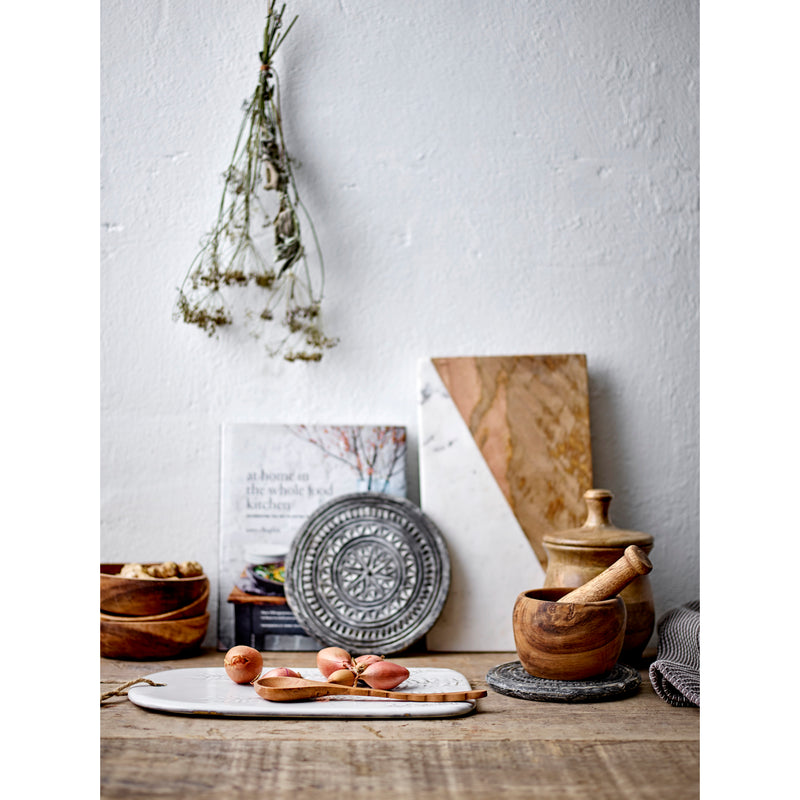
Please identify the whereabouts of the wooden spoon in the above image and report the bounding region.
[253,675,487,703]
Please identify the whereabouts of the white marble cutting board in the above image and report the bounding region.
[418,358,547,651]
[126,666,479,719]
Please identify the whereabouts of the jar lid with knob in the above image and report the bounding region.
[542,489,653,550]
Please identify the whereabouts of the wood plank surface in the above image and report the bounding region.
[101,738,698,800]
[100,650,698,799]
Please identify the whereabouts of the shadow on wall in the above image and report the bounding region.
[586,366,636,516]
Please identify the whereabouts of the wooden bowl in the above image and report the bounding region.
[100,613,209,660]
[100,564,209,617]
[99,583,209,623]
[512,588,626,681]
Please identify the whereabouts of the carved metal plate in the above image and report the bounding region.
[486,660,641,703]
[284,493,450,655]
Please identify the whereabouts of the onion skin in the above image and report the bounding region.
[223,646,264,684]
[316,646,354,679]
[360,660,409,690]
[262,667,301,678]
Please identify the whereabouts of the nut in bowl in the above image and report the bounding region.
[100,561,210,659]
[512,588,626,681]
[100,562,209,617]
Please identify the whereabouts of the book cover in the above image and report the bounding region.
[218,423,407,650]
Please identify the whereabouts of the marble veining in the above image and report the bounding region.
[418,359,546,651]
[432,355,593,567]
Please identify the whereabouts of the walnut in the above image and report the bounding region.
[119,563,152,580]
[146,561,179,579]
[177,560,204,578]
[117,560,203,580]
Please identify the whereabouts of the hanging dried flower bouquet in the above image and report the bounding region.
[175,1,336,362]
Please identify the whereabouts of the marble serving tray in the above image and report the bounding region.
[127,666,478,719]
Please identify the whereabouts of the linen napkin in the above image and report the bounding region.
[648,600,700,707]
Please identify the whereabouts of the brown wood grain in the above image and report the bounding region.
[253,674,487,702]
[101,738,699,800]
[101,649,699,799]
[432,355,593,567]
[557,545,652,604]
[100,613,209,660]
[100,564,209,616]
[512,590,626,680]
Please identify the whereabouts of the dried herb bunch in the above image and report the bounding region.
[175,1,335,362]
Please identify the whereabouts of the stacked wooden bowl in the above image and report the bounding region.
[100,564,210,659]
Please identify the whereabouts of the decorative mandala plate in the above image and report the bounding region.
[284,493,451,655]
[126,667,476,719]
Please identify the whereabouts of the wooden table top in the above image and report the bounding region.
[100,648,699,799]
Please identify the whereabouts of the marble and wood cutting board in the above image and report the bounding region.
[126,666,478,719]
[418,354,593,651]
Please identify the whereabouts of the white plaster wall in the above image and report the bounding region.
[101,0,699,648]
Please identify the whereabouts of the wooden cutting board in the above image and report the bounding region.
[431,354,593,568]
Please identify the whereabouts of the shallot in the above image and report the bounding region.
[313,647,409,690]
[327,668,358,686]
[223,645,263,684]
[262,667,301,679]
[360,660,409,690]
[316,646,354,679]
[354,654,383,668]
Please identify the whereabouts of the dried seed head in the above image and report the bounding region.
[275,208,295,237]
[264,161,280,190]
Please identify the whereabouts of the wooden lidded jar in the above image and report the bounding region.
[542,489,654,661]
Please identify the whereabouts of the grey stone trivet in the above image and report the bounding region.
[486,660,641,703]
[285,493,450,655]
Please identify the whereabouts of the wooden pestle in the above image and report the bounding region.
[556,545,652,604]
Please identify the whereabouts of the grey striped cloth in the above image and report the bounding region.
[648,600,700,707]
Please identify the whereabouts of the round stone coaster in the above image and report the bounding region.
[285,493,451,655]
[486,660,641,703]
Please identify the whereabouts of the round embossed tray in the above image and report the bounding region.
[486,660,641,703]
[284,493,451,655]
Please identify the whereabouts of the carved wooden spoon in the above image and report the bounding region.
[253,675,487,703]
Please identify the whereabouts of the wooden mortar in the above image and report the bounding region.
[513,546,653,681]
